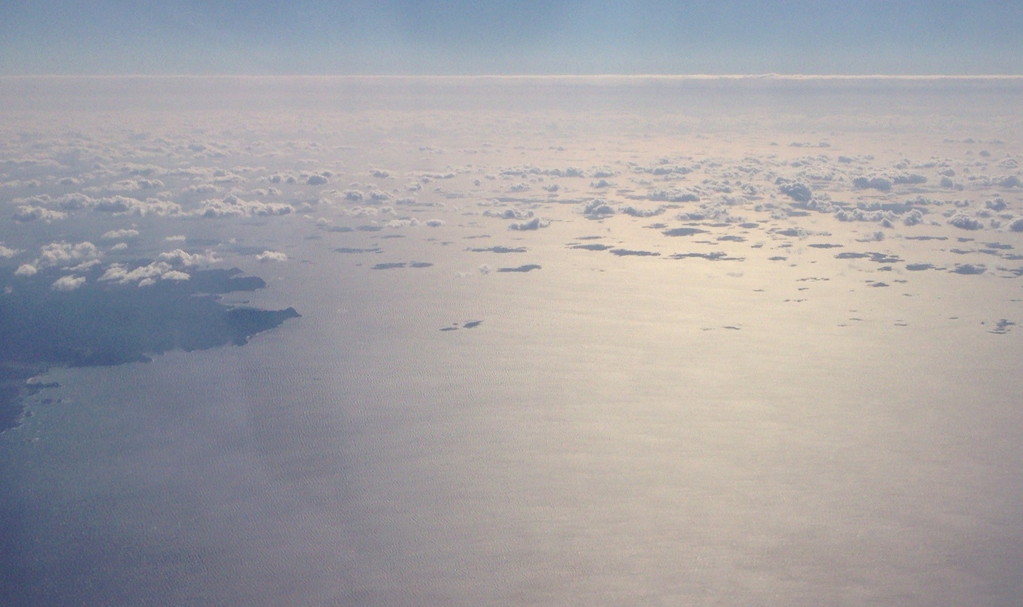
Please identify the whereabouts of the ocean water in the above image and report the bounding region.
[2,76,1023,605]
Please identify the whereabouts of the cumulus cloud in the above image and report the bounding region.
[778,181,812,203]
[948,213,983,230]
[101,228,140,241]
[99,262,172,285]
[99,257,197,286]
[852,176,893,191]
[647,189,700,203]
[54,193,92,210]
[0,244,19,258]
[187,183,220,195]
[484,208,533,220]
[509,217,549,231]
[37,241,100,268]
[582,199,615,219]
[620,206,665,218]
[51,275,86,292]
[633,161,692,176]
[107,178,165,191]
[15,264,38,277]
[91,249,211,287]
[197,196,292,218]
[257,250,288,263]
[68,259,102,272]
[14,205,67,222]
[384,217,419,228]
[158,249,218,267]
[92,195,171,215]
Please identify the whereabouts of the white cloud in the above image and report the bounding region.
[99,259,192,286]
[257,250,288,263]
[187,183,220,195]
[99,262,170,285]
[345,206,382,217]
[196,196,292,218]
[367,190,392,203]
[14,205,67,222]
[68,259,102,272]
[384,218,419,228]
[0,244,19,258]
[158,249,218,267]
[15,264,38,277]
[509,217,550,230]
[92,195,182,216]
[647,189,700,203]
[37,241,100,268]
[507,214,548,229]
[108,178,165,191]
[101,228,140,241]
[268,173,298,184]
[948,213,983,230]
[51,275,86,292]
[483,208,533,220]
[55,193,92,210]
[620,205,664,217]
[582,199,614,219]
[91,196,143,213]
[161,270,191,281]
[778,181,812,202]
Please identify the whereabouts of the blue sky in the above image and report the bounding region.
[2,1,1021,75]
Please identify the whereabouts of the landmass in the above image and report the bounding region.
[0,266,299,432]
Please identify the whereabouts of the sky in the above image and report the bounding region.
[2,0,1022,75]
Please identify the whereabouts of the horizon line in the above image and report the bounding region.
[3,73,1023,80]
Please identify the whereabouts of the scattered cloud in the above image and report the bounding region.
[37,241,101,268]
[14,205,67,222]
[51,275,86,291]
[15,264,38,277]
[948,213,983,230]
[158,249,218,267]
[509,217,549,230]
[101,228,140,241]
[257,250,288,263]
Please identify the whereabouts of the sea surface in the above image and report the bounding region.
[2,76,1023,605]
